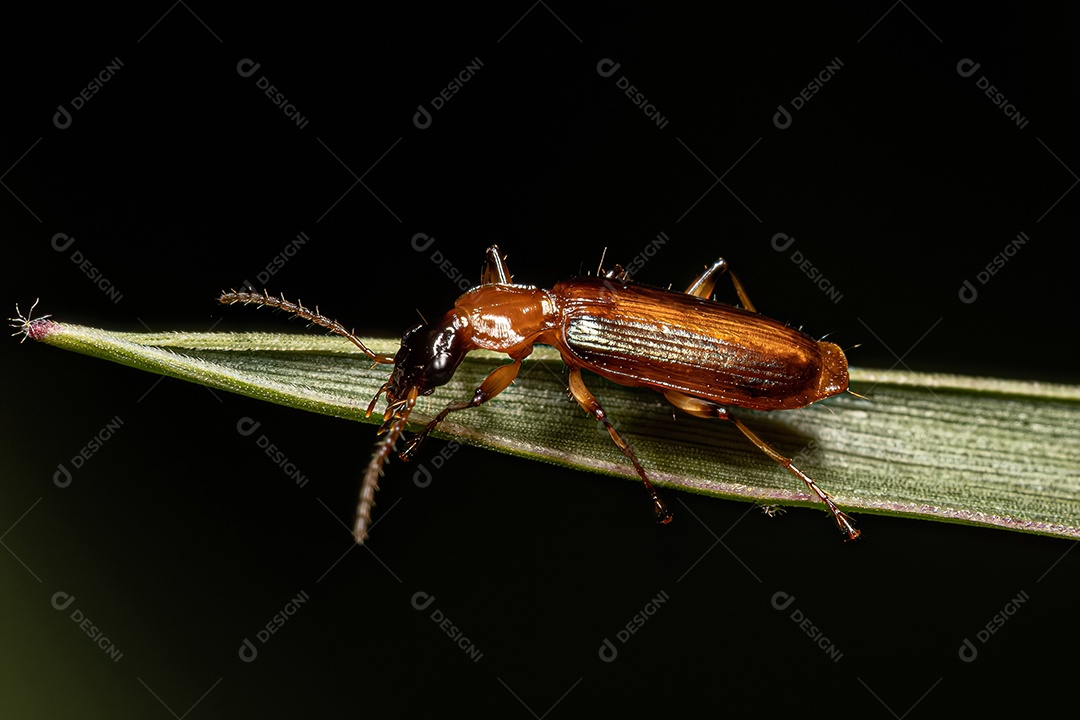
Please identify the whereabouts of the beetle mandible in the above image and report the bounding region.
[219,245,859,543]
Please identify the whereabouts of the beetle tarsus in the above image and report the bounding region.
[651,494,674,524]
[818,492,860,540]
[832,507,861,541]
[398,433,426,462]
[815,490,861,540]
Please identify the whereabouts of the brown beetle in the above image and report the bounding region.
[220,246,858,543]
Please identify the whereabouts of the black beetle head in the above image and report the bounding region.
[387,316,467,401]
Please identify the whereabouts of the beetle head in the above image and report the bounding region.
[385,313,468,402]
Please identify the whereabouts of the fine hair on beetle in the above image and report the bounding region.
[220,245,859,544]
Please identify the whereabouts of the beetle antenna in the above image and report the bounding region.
[846,388,870,401]
[218,289,395,364]
[355,386,418,544]
[414,308,428,324]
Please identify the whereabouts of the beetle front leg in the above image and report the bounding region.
[568,367,673,524]
[684,257,757,312]
[399,357,524,460]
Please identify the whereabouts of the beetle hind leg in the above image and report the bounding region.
[728,416,859,540]
[568,367,673,524]
[664,390,859,540]
[731,414,859,540]
[685,258,757,312]
[663,389,730,419]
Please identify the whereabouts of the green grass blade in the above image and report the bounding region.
[15,313,1080,539]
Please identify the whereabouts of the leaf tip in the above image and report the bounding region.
[9,299,58,343]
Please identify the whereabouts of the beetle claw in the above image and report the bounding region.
[835,511,861,541]
[651,495,674,524]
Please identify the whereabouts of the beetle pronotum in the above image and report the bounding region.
[220,246,859,543]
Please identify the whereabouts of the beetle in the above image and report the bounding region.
[219,245,859,543]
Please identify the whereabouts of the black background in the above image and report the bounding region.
[3,3,1078,717]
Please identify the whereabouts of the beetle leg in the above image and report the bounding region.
[603,263,630,283]
[595,248,630,282]
[663,390,858,540]
[399,357,525,460]
[481,245,512,285]
[729,416,859,540]
[662,389,730,419]
[568,367,673,524]
[685,258,756,312]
